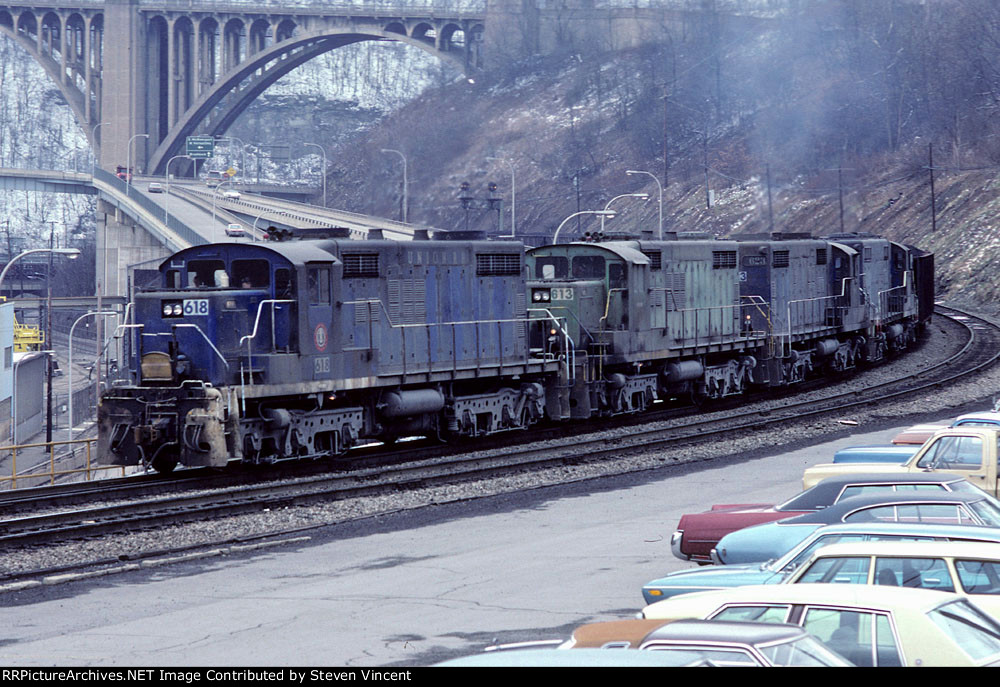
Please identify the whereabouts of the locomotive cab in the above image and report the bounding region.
[100,243,309,471]
[136,246,299,387]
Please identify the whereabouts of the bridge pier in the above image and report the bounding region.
[96,198,169,300]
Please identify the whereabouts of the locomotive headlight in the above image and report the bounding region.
[172,304,183,316]
[162,304,172,317]
[532,291,542,302]
[532,289,551,303]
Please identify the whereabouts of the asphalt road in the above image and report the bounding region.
[0,417,948,667]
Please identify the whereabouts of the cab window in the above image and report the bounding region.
[275,268,293,297]
[609,262,627,289]
[572,255,605,279]
[534,256,568,279]
[232,259,270,289]
[308,266,331,305]
[187,259,225,288]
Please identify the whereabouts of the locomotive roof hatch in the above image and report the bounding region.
[529,242,650,266]
[828,242,858,257]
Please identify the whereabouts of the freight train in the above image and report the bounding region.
[97,228,933,473]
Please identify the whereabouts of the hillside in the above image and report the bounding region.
[318,2,1000,314]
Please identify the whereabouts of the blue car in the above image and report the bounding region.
[641,521,1000,605]
[712,491,1000,565]
[832,444,920,463]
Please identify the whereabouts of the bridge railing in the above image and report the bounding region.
[93,167,207,247]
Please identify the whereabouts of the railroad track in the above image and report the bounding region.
[1,304,995,550]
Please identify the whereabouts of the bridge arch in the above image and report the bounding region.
[0,14,91,146]
[147,25,472,175]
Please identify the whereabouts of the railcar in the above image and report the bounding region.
[98,228,932,473]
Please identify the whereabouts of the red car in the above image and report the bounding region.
[670,473,981,563]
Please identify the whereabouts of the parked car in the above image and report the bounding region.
[225,223,245,237]
[832,444,921,463]
[147,182,164,194]
[712,491,1000,565]
[436,647,715,667]
[671,473,976,563]
[644,522,1000,604]
[892,413,1000,445]
[785,540,1000,618]
[561,618,851,666]
[804,426,1000,495]
[640,584,1000,666]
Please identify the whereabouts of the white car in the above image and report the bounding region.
[222,189,241,199]
[148,182,164,193]
[640,583,1000,666]
[785,540,1000,618]
[225,223,245,237]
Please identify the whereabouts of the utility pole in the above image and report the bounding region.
[662,86,669,190]
[703,129,711,209]
[929,143,937,232]
[45,222,54,443]
[838,166,845,234]
[766,163,774,233]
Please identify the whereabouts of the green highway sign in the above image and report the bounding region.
[186,135,215,159]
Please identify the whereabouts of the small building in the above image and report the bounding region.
[0,301,12,440]
[12,350,45,444]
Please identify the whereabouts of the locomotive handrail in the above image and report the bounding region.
[238,299,297,352]
[526,308,575,382]
[238,299,296,408]
[784,277,854,353]
[877,271,912,325]
[342,298,574,380]
[171,325,230,369]
[673,302,759,348]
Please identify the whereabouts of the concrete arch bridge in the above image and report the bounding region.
[0,0,484,175]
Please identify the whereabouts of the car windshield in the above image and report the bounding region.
[927,600,1000,662]
[758,635,853,667]
[768,533,869,573]
[968,499,1000,527]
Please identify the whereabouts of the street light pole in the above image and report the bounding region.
[67,311,116,446]
[304,143,327,207]
[487,156,516,237]
[212,178,236,234]
[0,248,81,292]
[625,170,663,239]
[380,148,407,223]
[90,121,110,173]
[601,193,649,233]
[552,210,616,244]
[0,246,80,423]
[126,133,149,197]
[165,154,193,224]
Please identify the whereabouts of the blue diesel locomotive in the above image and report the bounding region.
[98,229,932,472]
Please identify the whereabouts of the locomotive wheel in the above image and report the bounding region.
[152,454,178,473]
